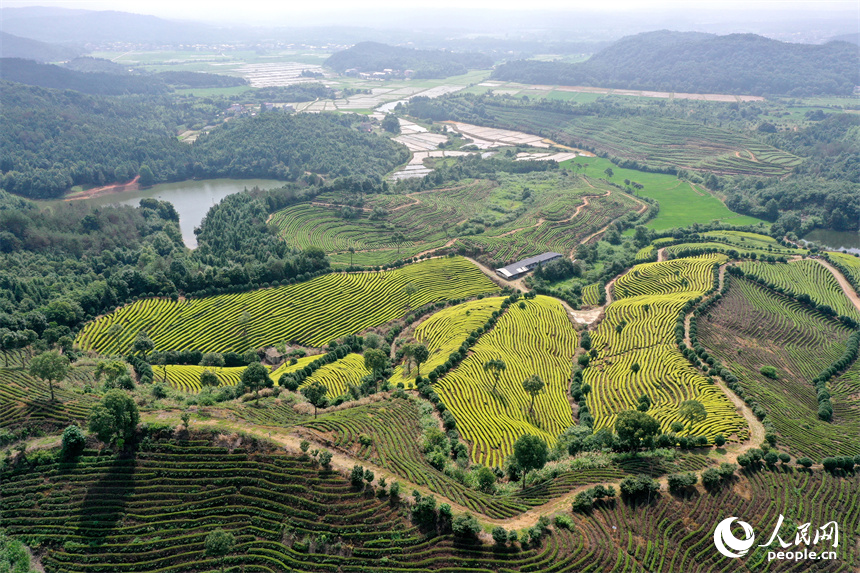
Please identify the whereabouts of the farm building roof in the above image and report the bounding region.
[495,252,563,279]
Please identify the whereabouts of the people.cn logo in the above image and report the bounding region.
[713,517,756,558]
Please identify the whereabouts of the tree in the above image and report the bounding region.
[364,348,388,377]
[381,113,401,134]
[452,513,481,539]
[241,362,271,404]
[302,381,328,418]
[61,424,86,460]
[412,344,429,376]
[603,167,614,178]
[200,352,225,367]
[474,465,497,493]
[200,369,219,387]
[88,389,140,448]
[348,245,355,267]
[511,433,548,490]
[132,332,154,360]
[400,343,415,374]
[138,164,155,187]
[483,359,507,394]
[237,310,251,351]
[403,282,418,309]
[522,374,545,415]
[29,350,70,402]
[678,399,707,431]
[614,410,660,451]
[205,529,234,573]
[393,231,406,254]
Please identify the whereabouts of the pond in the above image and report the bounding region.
[802,229,860,255]
[55,179,285,248]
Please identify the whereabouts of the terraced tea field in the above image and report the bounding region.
[698,276,860,457]
[0,368,98,431]
[297,352,370,397]
[391,297,504,385]
[478,104,801,177]
[828,251,860,286]
[584,255,747,439]
[271,172,637,265]
[739,259,860,320]
[155,365,247,393]
[3,434,857,573]
[299,397,611,518]
[434,295,578,467]
[456,188,640,261]
[76,257,497,353]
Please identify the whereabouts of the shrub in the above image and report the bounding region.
[713,434,726,447]
[701,468,721,489]
[492,526,508,545]
[760,365,779,379]
[350,464,365,487]
[619,475,659,501]
[798,457,814,468]
[822,457,839,472]
[452,513,481,539]
[61,425,86,460]
[667,472,697,493]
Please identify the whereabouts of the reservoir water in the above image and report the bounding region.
[802,229,860,255]
[56,179,284,248]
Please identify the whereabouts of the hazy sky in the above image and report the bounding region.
[4,0,859,26]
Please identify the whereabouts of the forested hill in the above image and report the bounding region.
[326,42,494,79]
[491,31,860,96]
[0,81,408,199]
[0,58,248,95]
[0,58,169,95]
[0,31,82,62]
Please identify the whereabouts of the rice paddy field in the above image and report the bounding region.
[75,257,498,354]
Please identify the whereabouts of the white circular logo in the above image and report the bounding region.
[714,517,756,558]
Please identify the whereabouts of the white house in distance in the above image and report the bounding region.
[495,252,563,280]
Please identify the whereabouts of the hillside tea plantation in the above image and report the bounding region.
[76,257,497,353]
[390,297,504,384]
[738,259,860,321]
[584,255,747,439]
[698,276,860,457]
[434,295,578,467]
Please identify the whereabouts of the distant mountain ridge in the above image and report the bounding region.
[0,6,221,44]
[491,30,860,96]
[326,41,493,79]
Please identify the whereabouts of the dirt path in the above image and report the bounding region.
[63,175,140,201]
[575,191,649,252]
[310,201,373,212]
[414,238,457,258]
[657,248,667,262]
[813,258,860,313]
[464,256,531,293]
[681,263,766,457]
